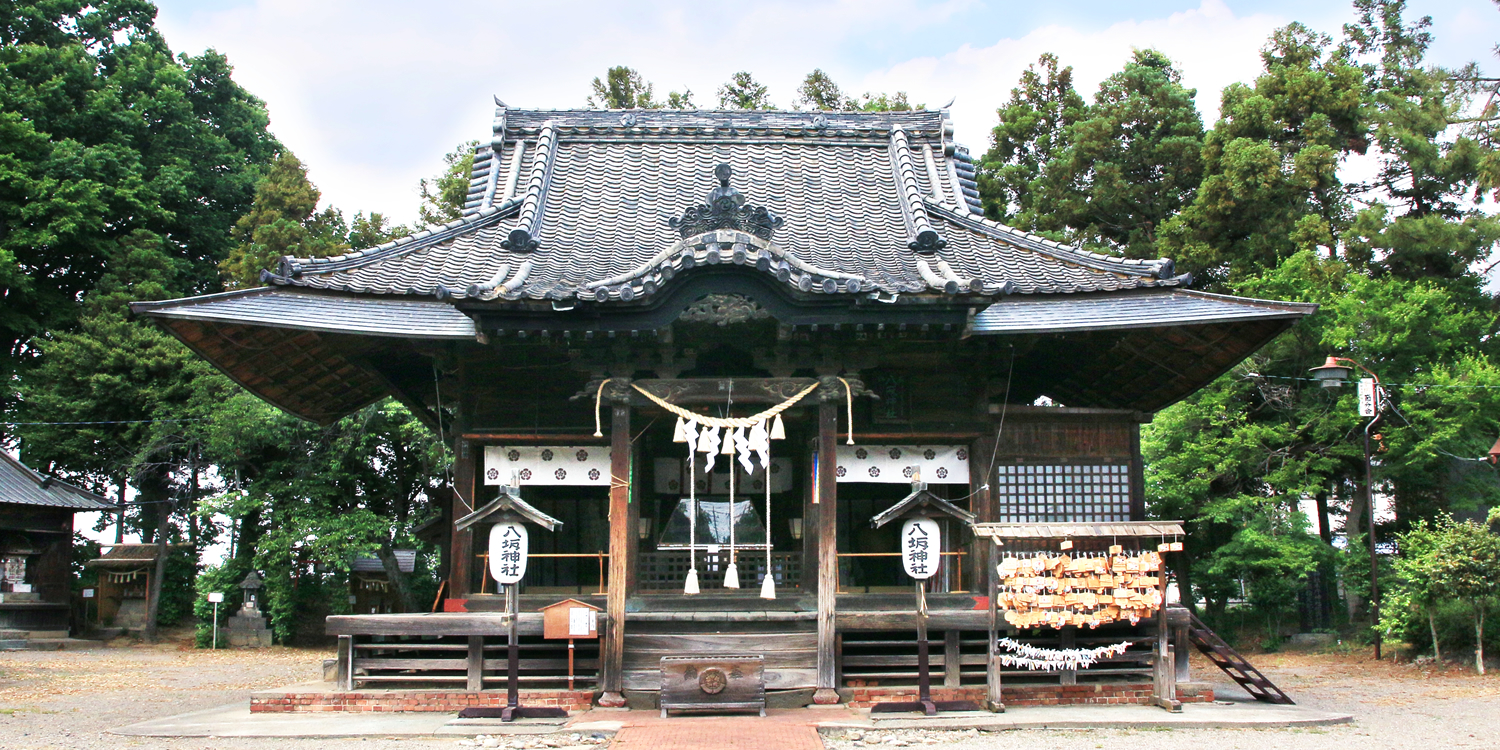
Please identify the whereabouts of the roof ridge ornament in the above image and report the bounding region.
[668,163,785,241]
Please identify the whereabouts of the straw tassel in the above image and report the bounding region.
[723,562,740,589]
[760,571,776,599]
[684,568,700,595]
[672,416,687,443]
[770,413,785,440]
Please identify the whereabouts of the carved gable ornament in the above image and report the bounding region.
[669,164,785,241]
[678,294,771,326]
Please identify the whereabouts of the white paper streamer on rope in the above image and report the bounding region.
[994,638,1132,671]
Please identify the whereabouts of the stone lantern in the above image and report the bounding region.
[238,571,264,614]
[226,570,271,648]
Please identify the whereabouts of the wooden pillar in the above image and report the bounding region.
[598,397,632,708]
[943,630,961,688]
[1059,628,1077,685]
[338,635,354,691]
[813,396,841,705]
[1129,422,1146,521]
[969,435,998,584]
[450,437,476,599]
[467,634,485,691]
[986,559,1004,712]
[1152,575,1181,711]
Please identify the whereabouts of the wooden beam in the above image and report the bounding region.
[338,635,354,691]
[598,399,632,708]
[461,433,608,443]
[813,397,840,705]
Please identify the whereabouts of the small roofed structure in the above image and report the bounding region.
[455,484,562,532]
[86,544,190,632]
[350,549,418,614]
[871,480,977,529]
[0,453,116,638]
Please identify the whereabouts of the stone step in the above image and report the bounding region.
[0,639,25,651]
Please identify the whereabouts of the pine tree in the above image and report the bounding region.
[1158,24,1367,286]
[718,72,774,110]
[797,69,854,111]
[979,53,1086,231]
[589,67,658,109]
[1039,49,1204,257]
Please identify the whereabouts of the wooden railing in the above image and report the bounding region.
[835,551,967,593]
[478,552,608,595]
[638,551,803,591]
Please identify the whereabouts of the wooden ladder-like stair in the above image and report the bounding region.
[1186,612,1294,705]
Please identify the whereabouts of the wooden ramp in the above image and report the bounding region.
[1186,612,1294,705]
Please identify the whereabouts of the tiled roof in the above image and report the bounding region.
[351,550,417,573]
[972,290,1317,334]
[131,288,476,339]
[261,107,1184,304]
[0,452,115,511]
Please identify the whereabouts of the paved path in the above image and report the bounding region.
[610,711,825,750]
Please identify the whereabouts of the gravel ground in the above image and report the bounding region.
[0,632,453,750]
[825,650,1500,750]
[4,637,1500,750]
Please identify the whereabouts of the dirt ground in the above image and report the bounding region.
[4,636,1500,750]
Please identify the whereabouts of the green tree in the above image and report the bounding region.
[797,69,854,111]
[218,153,347,288]
[979,53,1086,231]
[588,66,657,109]
[417,140,478,228]
[1428,517,1500,672]
[718,71,774,110]
[1158,24,1366,287]
[1039,49,1204,257]
[0,0,278,402]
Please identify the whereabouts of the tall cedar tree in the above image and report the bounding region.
[218,153,348,288]
[795,69,916,112]
[718,71,774,110]
[1039,49,1204,258]
[1158,24,1367,287]
[417,140,479,228]
[0,0,278,406]
[587,66,692,110]
[978,53,1086,232]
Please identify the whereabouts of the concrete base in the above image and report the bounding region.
[112,699,1351,739]
[821,702,1352,731]
[113,702,624,739]
[225,612,272,648]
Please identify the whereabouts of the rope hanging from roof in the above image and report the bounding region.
[590,378,856,444]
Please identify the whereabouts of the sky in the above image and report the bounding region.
[147,0,1500,228]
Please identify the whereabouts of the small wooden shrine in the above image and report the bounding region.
[0,452,115,637]
[136,105,1313,712]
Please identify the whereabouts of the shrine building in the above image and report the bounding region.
[134,105,1313,712]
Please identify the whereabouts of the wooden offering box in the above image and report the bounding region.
[660,655,766,717]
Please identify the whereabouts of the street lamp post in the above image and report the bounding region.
[1309,356,1385,660]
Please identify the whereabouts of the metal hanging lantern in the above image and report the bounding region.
[1308,356,1354,388]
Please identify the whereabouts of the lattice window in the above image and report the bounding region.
[995,464,1132,522]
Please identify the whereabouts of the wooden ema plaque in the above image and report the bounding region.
[541,599,600,640]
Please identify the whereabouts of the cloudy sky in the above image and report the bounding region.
[151,0,1499,226]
